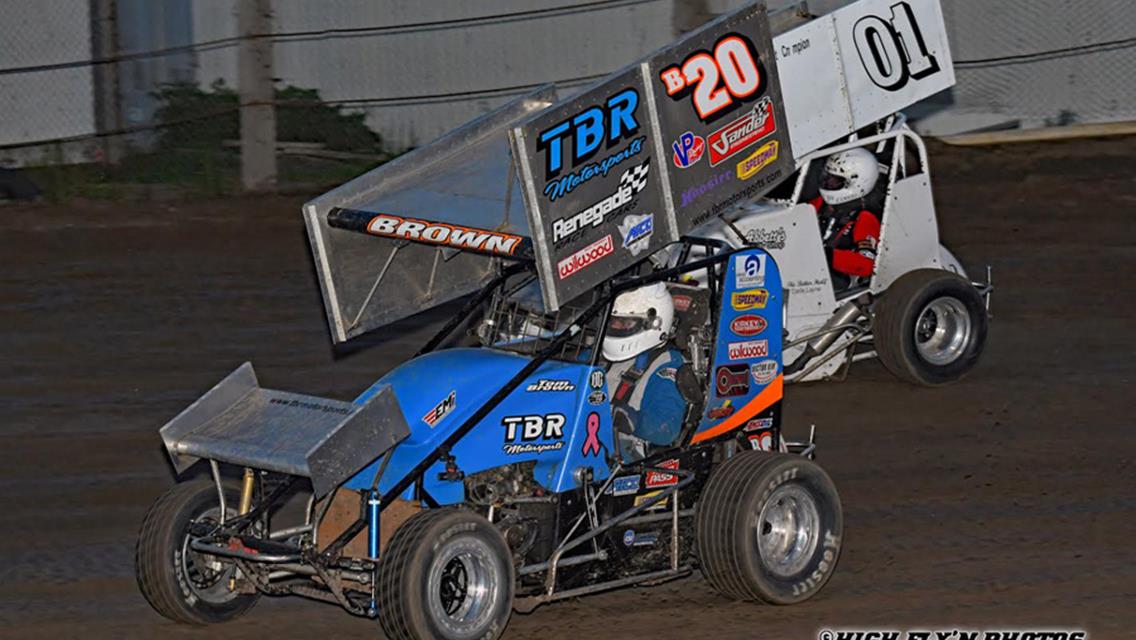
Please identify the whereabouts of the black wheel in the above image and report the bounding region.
[135,480,259,624]
[696,451,843,604]
[378,508,514,640]
[874,269,988,386]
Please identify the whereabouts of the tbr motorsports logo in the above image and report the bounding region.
[818,631,1087,640]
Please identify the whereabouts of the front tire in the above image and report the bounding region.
[697,451,843,604]
[135,480,259,624]
[378,508,514,640]
[874,269,988,386]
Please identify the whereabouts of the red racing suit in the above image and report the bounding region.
[809,197,881,279]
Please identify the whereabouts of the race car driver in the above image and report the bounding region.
[810,148,883,290]
[602,283,698,461]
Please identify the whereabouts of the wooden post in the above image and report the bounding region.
[238,0,276,191]
[90,0,122,164]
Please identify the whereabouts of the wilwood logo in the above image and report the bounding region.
[728,339,769,360]
[708,97,775,166]
[557,235,614,280]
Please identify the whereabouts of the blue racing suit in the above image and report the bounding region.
[605,347,688,454]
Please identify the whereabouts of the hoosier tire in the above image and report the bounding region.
[696,451,842,604]
[135,480,259,625]
[377,508,513,640]
[874,269,988,386]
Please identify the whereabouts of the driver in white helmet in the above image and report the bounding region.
[810,147,883,289]
[602,282,694,461]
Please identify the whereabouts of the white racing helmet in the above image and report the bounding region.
[818,148,880,206]
[602,282,675,362]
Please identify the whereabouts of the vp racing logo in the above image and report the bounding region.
[551,160,650,247]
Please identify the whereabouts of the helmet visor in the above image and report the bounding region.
[820,171,847,191]
[607,315,647,338]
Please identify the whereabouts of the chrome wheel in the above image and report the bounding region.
[756,484,821,578]
[914,296,972,366]
[426,537,503,638]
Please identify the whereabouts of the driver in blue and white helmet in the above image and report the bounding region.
[602,283,692,460]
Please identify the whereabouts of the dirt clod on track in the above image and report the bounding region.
[1,138,1134,638]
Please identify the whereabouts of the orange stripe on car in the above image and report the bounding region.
[691,375,783,444]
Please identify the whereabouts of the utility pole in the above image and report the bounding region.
[238,0,276,191]
[90,0,122,164]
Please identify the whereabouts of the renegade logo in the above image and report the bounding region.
[708,97,775,166]
[551,161,650,245]
[358,213,523,256]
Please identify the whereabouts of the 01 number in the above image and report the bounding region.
[659,35,764,122]
[853,1,941,92]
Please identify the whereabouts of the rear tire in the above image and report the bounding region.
[377,508,513,640]
[135,480,259,625]
[697,451,843,604]
[874,269,988,386]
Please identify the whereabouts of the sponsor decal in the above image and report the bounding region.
[590,370,605,389]
[728,339,770,361]
[659,32,767,123]
[735,253,766,288]
[551,161,650,246]
[622,529,636,546]
[587,389,607,405]
[679,170,732,209]
[557,234,614,280]
[746,226,786,250]
[634,490,669,510]
[730,314,767,337]
[731,288,769,311]
[750,360,778,385]
[645,459,679,488]
[736,140,780,180]
[657,367,677,381]
[708,97,776,166]
[363,214,522,256]
[618,213,654,256]
[581,412,603,457]
[501,413,566,455]
[537,88,640,181]
[525,379,575,392]
[607,474,641,496]
[672,294,692,312]
[631,531,659,547]
[671,131,705,168]
[543,136,646,202]
[748,430,775,451]
[423,391,456,427]
[707,400,734,419]
[715,364,750,397]
[744,417,775,432]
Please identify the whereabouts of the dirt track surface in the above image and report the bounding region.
[2,138,1134,639]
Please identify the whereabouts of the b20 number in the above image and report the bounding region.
[659,35,765,123]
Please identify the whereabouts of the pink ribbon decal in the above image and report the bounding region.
[581,412,602,457]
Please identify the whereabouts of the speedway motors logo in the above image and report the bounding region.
[618,213,654,256]
[715,364,750,397]
[423,391,456,427]
[557,235,614,280]
[731,288,770,310]
[709,97,776,166]
[672,132,705,168]
[551,161,651,246]
[736,140,779,180]
[357,213,524,256]
[730,314,767,337]
[728,339,769,360]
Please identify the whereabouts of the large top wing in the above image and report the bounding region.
[304,0,955,342]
